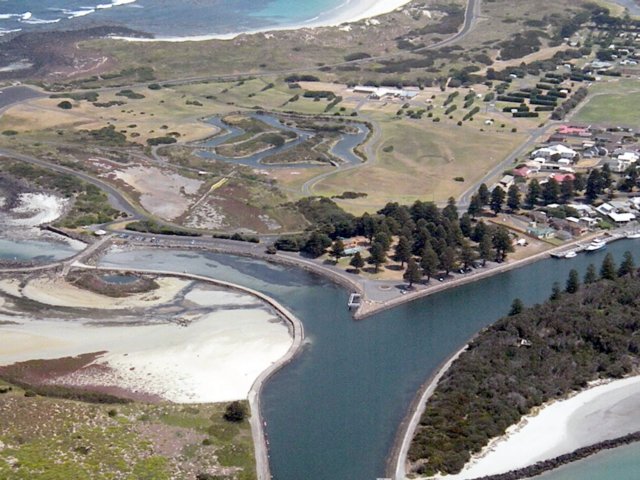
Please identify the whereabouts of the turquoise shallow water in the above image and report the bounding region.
[0,0,347,38]
[535,442,640,479]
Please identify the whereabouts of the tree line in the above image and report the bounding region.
[276,197,515,282]
[409,251,640,476]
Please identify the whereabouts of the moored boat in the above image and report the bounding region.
[564,250,577,258]
[585,238,606,251]
[626,230,640,239]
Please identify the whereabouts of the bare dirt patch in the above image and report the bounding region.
[107,165,203,220]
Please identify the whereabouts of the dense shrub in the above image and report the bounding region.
[409,276,640,476]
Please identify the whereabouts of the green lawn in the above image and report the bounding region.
[573,90,640,126]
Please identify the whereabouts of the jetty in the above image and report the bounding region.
[348,293,362,309]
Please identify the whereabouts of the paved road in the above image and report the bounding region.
[300,117,381,196]
[457,121,560,207]
[457,85,614,209]
[0,147,140,218]
[0,86,44,109]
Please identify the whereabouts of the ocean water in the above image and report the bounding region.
[0,0,348,39]
[535,442,640,480]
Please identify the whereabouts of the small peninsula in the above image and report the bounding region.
[407,265,640,478]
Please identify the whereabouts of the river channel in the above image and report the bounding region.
[3,238,640,479]
[197,113,368,168]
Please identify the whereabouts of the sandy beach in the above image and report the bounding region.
[0,286,292,403]
[435,375,640,480]
[113,0,415,42]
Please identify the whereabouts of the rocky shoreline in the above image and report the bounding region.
[0,26,150,80]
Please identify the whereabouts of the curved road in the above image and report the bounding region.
[301,116,381,196]
[0,147,139,218]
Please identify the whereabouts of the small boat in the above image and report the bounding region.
[564,250,577,258]
[585,238,606,252]
[626,231,640,239]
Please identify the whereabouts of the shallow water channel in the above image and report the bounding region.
[197,113,368,168]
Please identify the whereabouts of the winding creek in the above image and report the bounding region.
[3,239,640,479]
[196,113,369,168]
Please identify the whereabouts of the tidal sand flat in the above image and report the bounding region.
[439,375,640,479]
[18,276,190,309]
[0,280,293,402]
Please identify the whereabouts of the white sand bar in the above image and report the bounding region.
[0,303,292,403]
[438,375,640,479]
[19,276,190,309]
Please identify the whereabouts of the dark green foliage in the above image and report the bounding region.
[284,74,320,82]
[499,30,545,61]
[332,191,368,200]
[147,136,178,146]
[550,281,562,300]
[330,239,345,261]
[420,246,439,280]
[443,91,459,106]
[57,100,73,110]
[586,169,603,203]
[403,258,422,287]
[566,269,580,294]
[526,179,541,208]
[115,89,145,99]
[618,251,635,278]
[296,197,356,238]
[87,125,128,146]
[125,221,200,237]
[478,183,490,206]
[584,264,597,284]
[368,242,387,273]
[463,106,480,121]
[542,178,560,205]
[51,91,99,102]
[507,184,520,211]
[344,52,371,62]
[492,227,513,262]
[490,186,505,215]
[409,276,640,475]
[394,236,413,267]
[349,252,365,272]
[600,253,617,280]
[274,235,305,252]
[508,298,524,316]
[223,401,247,423]
[302,90,336,100]
[302,231,332,257]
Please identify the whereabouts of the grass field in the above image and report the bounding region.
[0,381,255,480]
[312,112,524,214]
[573,81,640,126]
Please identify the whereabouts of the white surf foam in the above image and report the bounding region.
[0,28,22,37]
[65,8,96,19]
[21,17,61,25]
